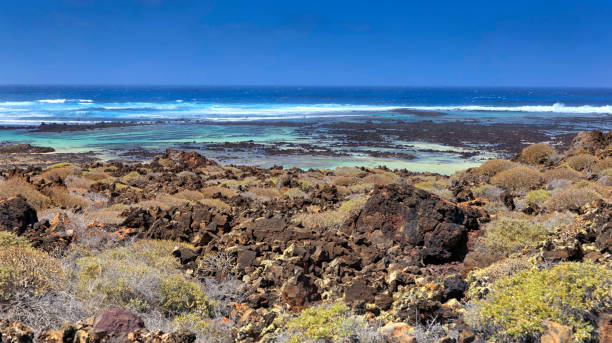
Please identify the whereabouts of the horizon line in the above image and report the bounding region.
[1,83,612,90]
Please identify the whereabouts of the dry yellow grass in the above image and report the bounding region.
[362,172,395,185]
[594,157,612,172]
[47,186,90,209]
[0,177,52,211]
[291,196,368,230]
[83,203,131,225]
[200,186,238,199]
[39,166,80,181]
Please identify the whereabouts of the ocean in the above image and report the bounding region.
[1,86,611,173]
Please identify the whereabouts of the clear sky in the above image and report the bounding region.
[1,0,611,87]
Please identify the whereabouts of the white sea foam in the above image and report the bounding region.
[406,102,612,114]
[38,99,67,104]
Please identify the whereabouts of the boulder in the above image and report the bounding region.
[380,323,416,343]
[161,149,218,170]
[566,131,612,157]
[343,184,484,264]
[92,308,145,341]
[540,320,572,343]
[0,195,38,234]
[280,272,320,312]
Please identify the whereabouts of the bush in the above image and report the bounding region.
[473,159,517,178]
[474,217,551,260]
[566,154,598,171]
[466,262,612,342]
[490,167,543,194]
[471,184,503,201]
[75,240,210,316]
[519,143,556,165]
[543,167,582,182]
[524,189,551,205]
[0,231,31,248]
[0,245,67,301]
[545,187,600,212]
[279,302,379,343]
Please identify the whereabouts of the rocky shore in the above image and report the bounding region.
[0,131,611,343]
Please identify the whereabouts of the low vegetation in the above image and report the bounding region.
[519,143,556,165]
[277,302,380,343]
[75,240,210,316]
[490,167,543,194]
[466,262,612,342]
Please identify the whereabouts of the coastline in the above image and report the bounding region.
[0,117,589,174]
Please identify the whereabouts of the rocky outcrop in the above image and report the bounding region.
[343,184,486,264]
[36,309,195,343]
[566,131,612,158]
[127,204,231,246]
[158,149,219,170]
[0,195,38,235]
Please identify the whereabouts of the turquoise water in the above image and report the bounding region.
[1,86,611,174]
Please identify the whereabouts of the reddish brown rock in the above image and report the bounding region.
[92,308,145,341]
[280,272,320,312]
[161,149,218,170]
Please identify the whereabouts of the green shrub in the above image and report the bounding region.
[474,217,551,260]
[519,143,556,165]
[0,231,31,248]
[566,154,598,171]
[46,162,72,170]
[0,245,66,301]
[281,302,374,343]
[76,240,210,316]
[490,167,543,194]
[524,189,551,205]
[161,275,209,315]
[466,262,612,342]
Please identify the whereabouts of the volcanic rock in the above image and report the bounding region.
[92,308,145,341]
[343,184,484,264]
[0,195,38,234]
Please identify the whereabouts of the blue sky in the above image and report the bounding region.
[1,0,611,86]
